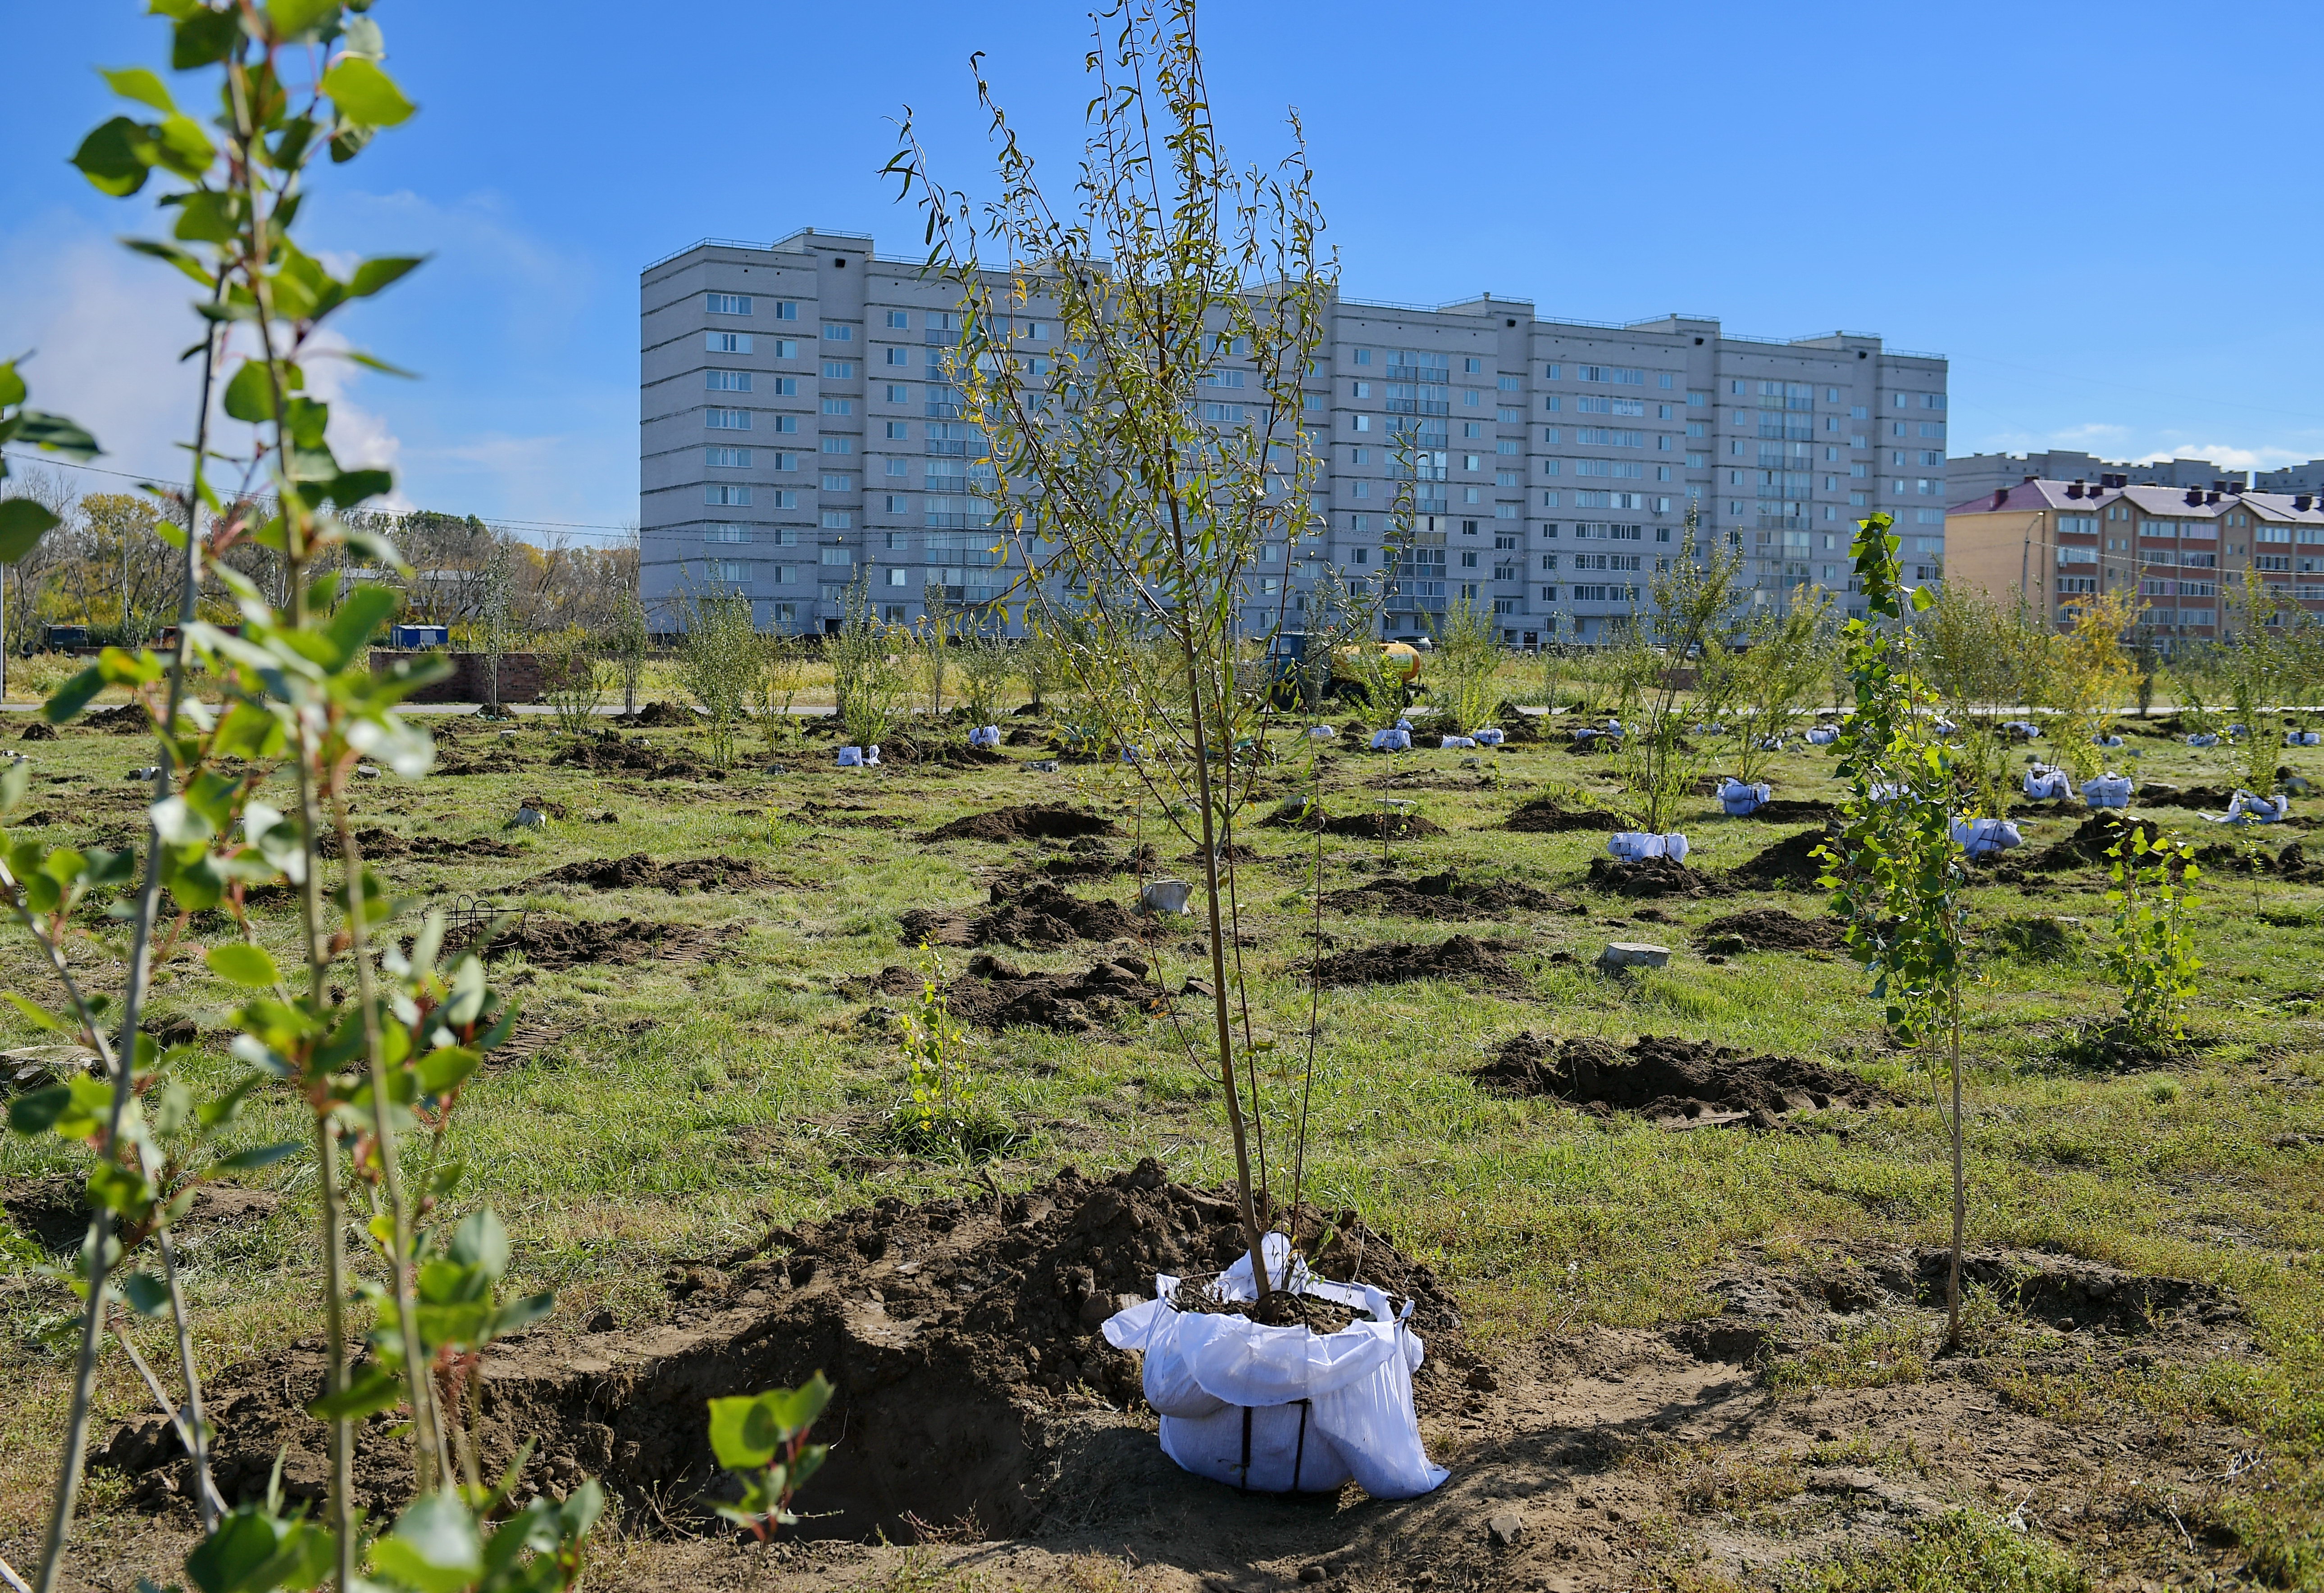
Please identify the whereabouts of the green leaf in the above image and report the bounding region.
[7,1083,73,1136]
[213,1140,301,1172]
[369,1491,482,1593]
[70,116,154,197]
[0,498,60,563]
[321,584,399,668]
[149,796,215,846]
[707,1374,834,1470]
[100,67,176,114]
[221,359,300,424]
[0,756,27,819]
[320,57,416,127]
[185,1505,327,1593]
[3,992,69,1033]
[14,410,102,462]
[349,255,426,298]
[487,1289,553,1340]
[206,942,281,989]
[121,1271,173,1316]
[265,0,340,39]
[447,1208,510,1279]
[170,189,238,244]
[42,665,106,724]
[414,1045,478,1097]
[170,7,241,70]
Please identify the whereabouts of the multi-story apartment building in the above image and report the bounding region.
[1948,450,2248,504]
[2255,458,2324,495]
[641,229,1949,642]
[1943,476,2324,647]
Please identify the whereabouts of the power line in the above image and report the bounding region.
[0,450,636,542]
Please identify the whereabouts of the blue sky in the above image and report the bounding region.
[4,1,2320,539]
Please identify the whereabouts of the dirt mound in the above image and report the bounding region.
[1032,841,1157,881]
[1585,855,1726,899]
[1725,828,1832,891]
[922,805,1120,845]
[1266,800,1447,841]
[2005,811,2167,875]
[464,916,713,971]
[1321,870,1572,920]
[18,718,56,741]
[1310,933,1525,988]
[1504,797,1623,833]
[1898,1248,2237,1337]
[551,738,718,781]
[878,734,1008,768]
[100,1162,1459,1534]
[1695,908,1844,954]
[871,952,1169,1034]
[1473,1033,1892,1127]
[2148,784,2240,811]
[5,1177,280,1255]
[900,882,1145,951]
[432,752,529,777]
[1744,798,1837,824]
[613,701,700,728]
[521,853,772,894]
[82,703,149,734]
[316,826,524,862]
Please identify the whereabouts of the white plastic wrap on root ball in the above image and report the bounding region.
[2187,733,2219,747]
[836,746,866,768]
[2023,766,2072,800]
[2081,773,2132,809]
[1608,832,1690,863]
[2225,792,2291,824]
[2290,731,2322,747]
[968,725,1001,749]
[1718,780,1770,816]
[1952,817,2023,856]
[2004,720,2041,740]
[2093,735,2125,747]
[1439,735,1476,750]
[1806,726,1840,745]
[1472,728,1504,746]
[1307,724,1336,740]
[1369,728,1412,752]
[1101,1234,1448,1500]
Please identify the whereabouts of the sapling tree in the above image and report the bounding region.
[1818,512,1975,1351]
[754,628,808,752]
[2224,569,2286,793]
[1616,507,1741,831]
[2042,592,2138,782]
[605,584,651,717]
[1725,586,1836,787]
[538,623,610,737]
[707,1375,834,1540]
[887,0,1333,1306]
[679,592,758,768]
[828,573,909,750]
[1429,597,1499,733]
[958,628,1017,724]
[11,7,609,1589]
[2106,828,2201,1043]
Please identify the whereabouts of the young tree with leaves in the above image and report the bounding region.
[1818,511,1974,1351]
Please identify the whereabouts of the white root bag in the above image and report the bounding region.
[1103,1234,1448,1500]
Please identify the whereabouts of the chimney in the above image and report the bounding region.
[2066,479,2085,498]
[2205,490,2220,505]
[2185,488,2204,506]
[2021,473,2038,484]
[2211,479,2229,494]
[1991,488,2008,510]
[2297,494,2313,511]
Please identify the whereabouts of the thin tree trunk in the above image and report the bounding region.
[1947,982,1964,1351]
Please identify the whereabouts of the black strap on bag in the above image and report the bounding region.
[1236,1399,1316,1495]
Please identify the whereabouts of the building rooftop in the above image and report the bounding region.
[1951,478,2324,525]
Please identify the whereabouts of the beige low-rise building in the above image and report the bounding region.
[1943,475,2324,647]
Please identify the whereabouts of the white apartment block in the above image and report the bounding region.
[641,229,1950,642]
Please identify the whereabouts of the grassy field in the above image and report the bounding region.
[0,686,2319,1591]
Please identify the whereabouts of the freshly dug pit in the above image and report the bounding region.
[463,916,713,971]
[2000,812,2167,875]
[878,734,1007,768]
[1310,933,1525,988]
[521,853,774,894]
[1473,1033,1894,1127]
[1694,908,1844,954]
[432,752,530,778]
[1504,798,1624,833]
[1176,842,1264,866]
[1266,800,1446,841]
[551,739,720,781]
[1742,798,1837,824]
[871,952,1169,1034]
[1033,841,1158,881]
[324,828,525,861]
[1585,856,1727,899]
[899,882,1146,951]
[1725,828,1832,891]
[98,1161,1460,1535]
[2148,785,2241,812]
[922,804,1120,845]
[788,801,904,830]
[1321,870,1572,921]
[1897,1247,2238,1338]
[5,1177,280,1255]
[18,719,57,742]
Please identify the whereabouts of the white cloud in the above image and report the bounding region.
[2131,442,2305,472]
[0,209,410,510]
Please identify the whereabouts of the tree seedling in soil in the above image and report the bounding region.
[2105,827,2201,1046]
[1818,511,1974,1352]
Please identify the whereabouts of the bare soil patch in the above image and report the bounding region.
[870,952,1170,1034]
[5,1176,280,1255]
[1310,932,1526,988]
[1695,907,1846,954]
[1504,796,1624,833]
[1266,800,1446,840]
[82,703,149,734]
[898,882,1145,951]
[877,734,1008,768]
[521,853,773,894]
[18,718,56,741]
[1474,1032,1895,1127]
[463,916,714,971]
[1321,869,1574,920]
[1030,839,1157,880]
[551,738,720,781]
[1585,855,1728,899]
[1745,797,1838,824]
[612,701,700,727]
[96,1162,1458,1541]
[922,804,1120,845]
[1726,826,1832,891]
[316,826,524,861]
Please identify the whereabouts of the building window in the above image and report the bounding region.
[706,292,752,315]
[823,397,854,415]
[706,369,752,392]
[706,332,752,354]
[703,484,750,505]
[706,446,751,468]
[705,408,750,430]
[821,437,852,454]
[822,323,853,341]
[885,310,909,329]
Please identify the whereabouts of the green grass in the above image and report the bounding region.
[2,705,2321,1583]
